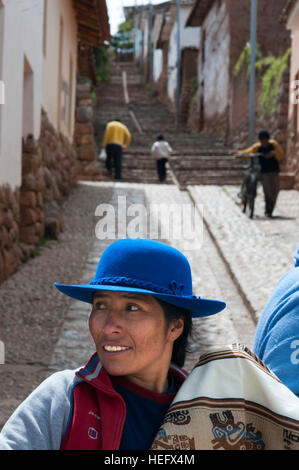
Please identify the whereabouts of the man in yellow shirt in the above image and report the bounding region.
[101,119,131,180]
[234,130,284,218]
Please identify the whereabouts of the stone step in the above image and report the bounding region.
[172,162,244,170]
[279,173,295,189]
[177,170,244,181]
[92,61,244,186]
[120,159,242,170]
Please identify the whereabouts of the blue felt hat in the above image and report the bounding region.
[54,238,226,318]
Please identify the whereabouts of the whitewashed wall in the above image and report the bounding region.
[0,0,43,188]
[200,1,230,119]
[0,0,77,189]
[42,0,77,139]
[153,48,163,81]
[134,29,143,60]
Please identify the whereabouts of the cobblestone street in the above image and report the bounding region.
[1,176,299,429]
[1,61,299,431]
[48,181,257,378]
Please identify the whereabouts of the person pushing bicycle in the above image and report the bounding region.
[232,130,284,218]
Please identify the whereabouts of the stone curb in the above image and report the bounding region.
[187,185,295,325]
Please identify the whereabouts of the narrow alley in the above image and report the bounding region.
[3,0,299,454]
[2,58,299,431]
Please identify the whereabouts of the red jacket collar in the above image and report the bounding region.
[62,354,188,450]
[76,352,189,393]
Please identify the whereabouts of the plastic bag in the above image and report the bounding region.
[98,149,106,161]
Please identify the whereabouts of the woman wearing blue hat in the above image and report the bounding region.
[0,238,226,450]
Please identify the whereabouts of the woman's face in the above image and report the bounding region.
[89,291,183,391]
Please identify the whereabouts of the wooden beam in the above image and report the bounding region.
[73,0,111,46]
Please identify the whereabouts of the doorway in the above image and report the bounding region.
[180,48,198,127]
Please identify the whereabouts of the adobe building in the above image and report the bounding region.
[186,0,291,147]
[154,0,200,124]
[0,0,110,283]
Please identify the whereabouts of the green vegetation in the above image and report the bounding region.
[94,47,111,83]
[141,74,151,89]
[38,236,59,248]
[232,42,263,78]
[112,19,134,54]
[191,76,198,97]
[233,43,291,116]
[24,236,59,261]
[256,48,291,116]
[118,19,133,34]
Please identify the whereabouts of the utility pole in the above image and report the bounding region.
[176,0,181,131]
[149,0,153,84]
[134,0,137,58]
[249,0,257,145]
[140,0,144,76]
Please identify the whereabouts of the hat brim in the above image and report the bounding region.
[54,282,226,318]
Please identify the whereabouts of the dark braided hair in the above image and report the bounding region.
[156,298,193,367]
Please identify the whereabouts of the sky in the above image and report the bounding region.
[106,0,170,35]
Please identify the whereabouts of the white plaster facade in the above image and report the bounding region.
[134,28,143,60]
[152,13,164,82]
[199,1,230,119]
[0,0,77,189]
[167,5,200,103]
[153,49,163,81]
[42,0,77,139]
[0,0,43,188]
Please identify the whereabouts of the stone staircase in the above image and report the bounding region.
[93,61,247,186]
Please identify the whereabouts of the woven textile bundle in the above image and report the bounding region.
[151,344,299,450]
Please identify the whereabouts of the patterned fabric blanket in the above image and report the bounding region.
[151,344,299,450]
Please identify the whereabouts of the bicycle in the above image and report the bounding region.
[236,153,262,219]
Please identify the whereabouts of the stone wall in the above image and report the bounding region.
[186,93,200,133]
[75,83,102,181]
[0,105,82,283]
[19,109,79,248]
[0,81,104,284]
[0,186,22,282]
[185,0,291,145]
[41,110,78,205]
[19,136,45,249]
[229,68,290,158]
